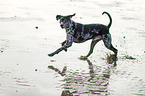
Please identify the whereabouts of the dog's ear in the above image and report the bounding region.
[68,13,76,18]
[56,15,62,20]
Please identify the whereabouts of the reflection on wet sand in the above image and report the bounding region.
[48,58,116,96]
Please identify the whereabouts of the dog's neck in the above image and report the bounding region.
[65,20,75,32]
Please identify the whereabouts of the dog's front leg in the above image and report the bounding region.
[61,40,67,52]
[48,47,65,57]
[48,42,72,57]
[48,35,74,57]
[61,40,66,46]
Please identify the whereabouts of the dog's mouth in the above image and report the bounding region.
[60,24,64,28]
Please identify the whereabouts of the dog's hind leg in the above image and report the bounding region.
[86,35,102,57]
[85,39,101,57]
[102,34,118,57]
[79,36,102,60]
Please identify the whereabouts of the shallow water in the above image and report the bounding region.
[0,0,145,96]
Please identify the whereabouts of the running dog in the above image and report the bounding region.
[48,12,118,59]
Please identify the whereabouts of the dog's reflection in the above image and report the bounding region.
[48,59,116,96]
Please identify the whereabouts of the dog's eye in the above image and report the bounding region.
[60,19,64,22]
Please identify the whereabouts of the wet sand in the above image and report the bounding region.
[0,0,145,96]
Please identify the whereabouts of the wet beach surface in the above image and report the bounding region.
[0,0,145,96]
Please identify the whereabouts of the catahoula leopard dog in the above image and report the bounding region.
[48,12,118,59]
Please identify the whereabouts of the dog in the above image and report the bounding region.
[48,12,118,59]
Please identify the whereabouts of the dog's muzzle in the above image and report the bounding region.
[60,24,64,28]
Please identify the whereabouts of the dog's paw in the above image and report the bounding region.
[64,49,67,52]
[48,65,54,69]
[107,54,118,64]
[48,53,55,57]
[78,56,88,60]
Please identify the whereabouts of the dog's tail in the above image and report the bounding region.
[102,11,112,28]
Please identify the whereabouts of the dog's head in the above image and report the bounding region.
[56,13,76,29]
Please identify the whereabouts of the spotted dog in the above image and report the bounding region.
[48,12,118,59]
